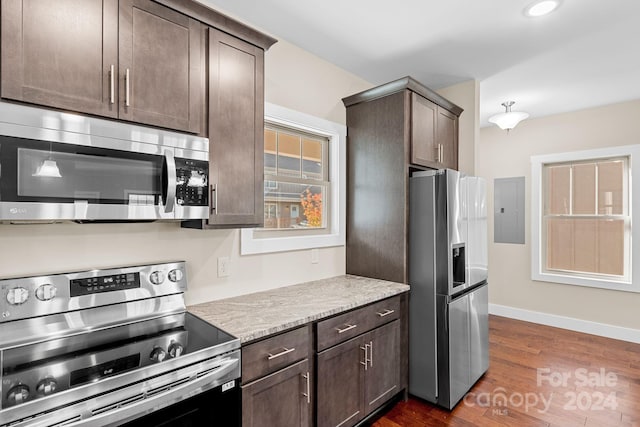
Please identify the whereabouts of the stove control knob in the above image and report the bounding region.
[168,342,184,358]
[35,284,57,301]
[168,269,183,282]
[36,378,57,396]
[150,347,167,363]
[149,271,165,285]
[6,384,30,405]
[7,287,29,305]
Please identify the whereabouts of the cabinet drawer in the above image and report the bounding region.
[365,296,400,330]
[242,326,310,384]
[316,306,369,352]
[316,296,401,352]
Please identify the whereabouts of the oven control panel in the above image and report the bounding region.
[70,272,140,297]
[0,261,187,324]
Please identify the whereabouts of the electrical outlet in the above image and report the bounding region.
[217,256,230,278]
[311,248,319,264]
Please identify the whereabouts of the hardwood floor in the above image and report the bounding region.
[372,315,640,427]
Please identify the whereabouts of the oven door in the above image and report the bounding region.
[0,350,240,427]
[121,381,240,427]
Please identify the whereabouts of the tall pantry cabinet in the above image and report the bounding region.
[342,77,463,284]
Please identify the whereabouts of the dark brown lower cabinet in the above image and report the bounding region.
[317,336,366,427]
[317,320,400,427]
[242,359,312,427]
[363,321,400,414]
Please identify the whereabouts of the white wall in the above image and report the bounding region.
[0,38,371,306]
[437,80,480,175]
[477,99,640,329]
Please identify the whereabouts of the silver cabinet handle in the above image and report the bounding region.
[210,184,218,215]
[302,372,310,404]
[439,144,444,163]
[109,65,115,104]
[360,344,368,371]
[267,347,295,360]
[376,309,395,317]
[369,340,373,367]
[336,324,357,334]
[125,68,130,107]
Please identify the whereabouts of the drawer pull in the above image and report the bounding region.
[336,324,357,334]
[376,309,395,318]
[267,347,295,360]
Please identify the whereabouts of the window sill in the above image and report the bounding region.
[240,228,344,255]
[532,271,637,293]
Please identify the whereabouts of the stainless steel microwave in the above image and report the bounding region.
[0,103,209,222]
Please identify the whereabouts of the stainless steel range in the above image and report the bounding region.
[0,262,241,427]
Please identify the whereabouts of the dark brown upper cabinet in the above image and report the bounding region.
[410,93,438,167]
[342,77,462,283]
[1,0,204,134]
[436,105,459,170]
[118,0,203,133]
[411,92,459,170]
[1,0,119,118]
[198,28,265,228]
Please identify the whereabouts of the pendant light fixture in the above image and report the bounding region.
[488,101,529,131]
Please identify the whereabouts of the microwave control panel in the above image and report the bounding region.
[175,158,209,207]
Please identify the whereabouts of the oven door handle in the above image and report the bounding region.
[162,150,177,214]
[78,357,239,427]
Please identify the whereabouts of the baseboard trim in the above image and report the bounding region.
[489,303,640,344]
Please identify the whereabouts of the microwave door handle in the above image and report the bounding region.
[163,151,177,214]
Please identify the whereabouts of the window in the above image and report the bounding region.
[240,103,346,255]
[544,158,629,278]
[531,145,640,292]
[263,124,329,231]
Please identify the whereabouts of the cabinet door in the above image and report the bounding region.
[317,336,365,427]
[363,320,400,416]
[242,359,312,427]
[1,0,118,118]
[118,0,203,133]
[410,92,439,168]
[437,106,459,170]
[208,28,264,227]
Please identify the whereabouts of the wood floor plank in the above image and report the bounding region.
[371,315,640,427]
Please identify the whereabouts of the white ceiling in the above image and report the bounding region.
[199,0,640,127]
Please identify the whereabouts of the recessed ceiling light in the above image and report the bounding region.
[524,0,561,17]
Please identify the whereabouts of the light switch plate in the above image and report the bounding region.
[311,248,319,264]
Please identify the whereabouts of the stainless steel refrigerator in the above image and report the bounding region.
[408,169,489,410]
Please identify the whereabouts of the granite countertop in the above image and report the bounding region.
[188,275,410,343]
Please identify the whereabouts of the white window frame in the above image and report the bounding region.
[531,144,640,292]
[240,103,346,255]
